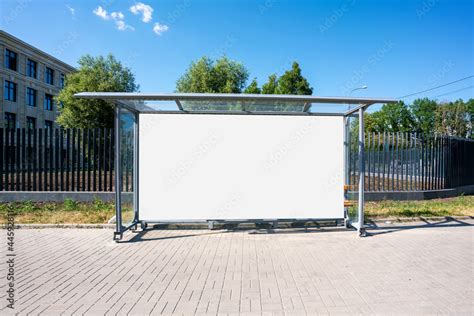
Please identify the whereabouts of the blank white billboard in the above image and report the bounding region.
[139,114,344,221]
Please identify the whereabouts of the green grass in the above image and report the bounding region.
[364,195,474,218]
[0,196,472,224]
[0,199,115,224]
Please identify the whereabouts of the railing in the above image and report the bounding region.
[0,128,120,192]
[349,132,474,192]
[0,128,472,193]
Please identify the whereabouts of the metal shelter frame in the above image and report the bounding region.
[75,92,398,239]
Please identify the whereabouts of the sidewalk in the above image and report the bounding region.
[1,219,472,315]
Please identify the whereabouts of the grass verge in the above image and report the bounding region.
[365,195,474,218]
[0,196,472,224]
[0,199,115,224]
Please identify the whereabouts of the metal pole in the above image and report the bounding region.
[358,108,366,236]
[344,117,350,187]
[114,105,122,240]
[343,116,350,227]
[133,112,139,223]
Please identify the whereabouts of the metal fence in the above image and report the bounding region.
[349,132,474,192]
[0,128,122,192]
[0,128,472,193]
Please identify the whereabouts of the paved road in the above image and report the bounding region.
[1,219,472,315]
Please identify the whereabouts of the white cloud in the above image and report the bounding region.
[93,6,134,31]
[66,5,75,16]
[93,6,109,19]
[130,2,153,23]
[111,12,124,20]
[153,22,169,35]
[116,20,135,31]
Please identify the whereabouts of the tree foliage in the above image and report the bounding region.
[434,100,471,137]
[369,102,414,132]
[410,98,437,134]
[274,62,313,95]
[244,78,261,94]
[176,57,313,97]
[261,74,279,94]
[176,56,249,93]
[251,62,313,95]
[363,98,473,139]
[57,54,138,128]
[467,99,474,138]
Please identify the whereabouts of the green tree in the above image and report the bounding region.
[365,111,384,132]
[176,56,249,93]
[435,99,470,137]
[410,98,438,134]
[261,74,278,94]
[361,98,473,138]
[175,57,213,93]
[57,54,138,128]
[244,78,261,94]
[275,62,313,95]
[466,99,474,138]
[367,102,414,132]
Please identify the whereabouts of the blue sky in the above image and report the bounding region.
[1,0,473,107]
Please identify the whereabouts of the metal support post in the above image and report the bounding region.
[343,116,350,227]
[114,105,123,241]
[133,112,139,223]
[358,108,366,236]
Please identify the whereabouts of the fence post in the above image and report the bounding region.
[38,129,43,191]
[0,129,3,191]
[367,132,371,191]
[377,132,381,191]
[98,128,103,192]
[93,128,97,192]
[109,128,114,192]
[71,129,75,191]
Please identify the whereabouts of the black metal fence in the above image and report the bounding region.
[0,128,119,192]
[349,132,474,192]
[0,128,472,193]
[446,137,474,188]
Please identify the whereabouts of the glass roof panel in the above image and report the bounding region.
[116,99,369,115]
[306,103,359,114]
[180,100,306,112]
[74,93,398,115]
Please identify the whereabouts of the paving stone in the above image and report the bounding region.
[0,219,472,315]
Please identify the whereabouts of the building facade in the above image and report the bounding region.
[0,30,75,129]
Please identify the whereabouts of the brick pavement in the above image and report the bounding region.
[0,219,472,315]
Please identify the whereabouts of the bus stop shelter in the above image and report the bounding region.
[75,93,397,240]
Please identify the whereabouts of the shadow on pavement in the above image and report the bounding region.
[123,229,230,243]
[122,225,351,243]
[120,217,473,242]
[365,216,473,237]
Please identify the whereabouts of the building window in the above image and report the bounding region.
[44,94,53,111]
[4,80,17,102]
[5,112,16,129]
[45,67,54,85]
[44,120,53,130]
[27,59,37,78]
[5,49,17,71]
[60,73,65,88]
[27,117,36,129]
[27,87,37,107]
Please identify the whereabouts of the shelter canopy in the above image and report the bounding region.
[74,92,398,115]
